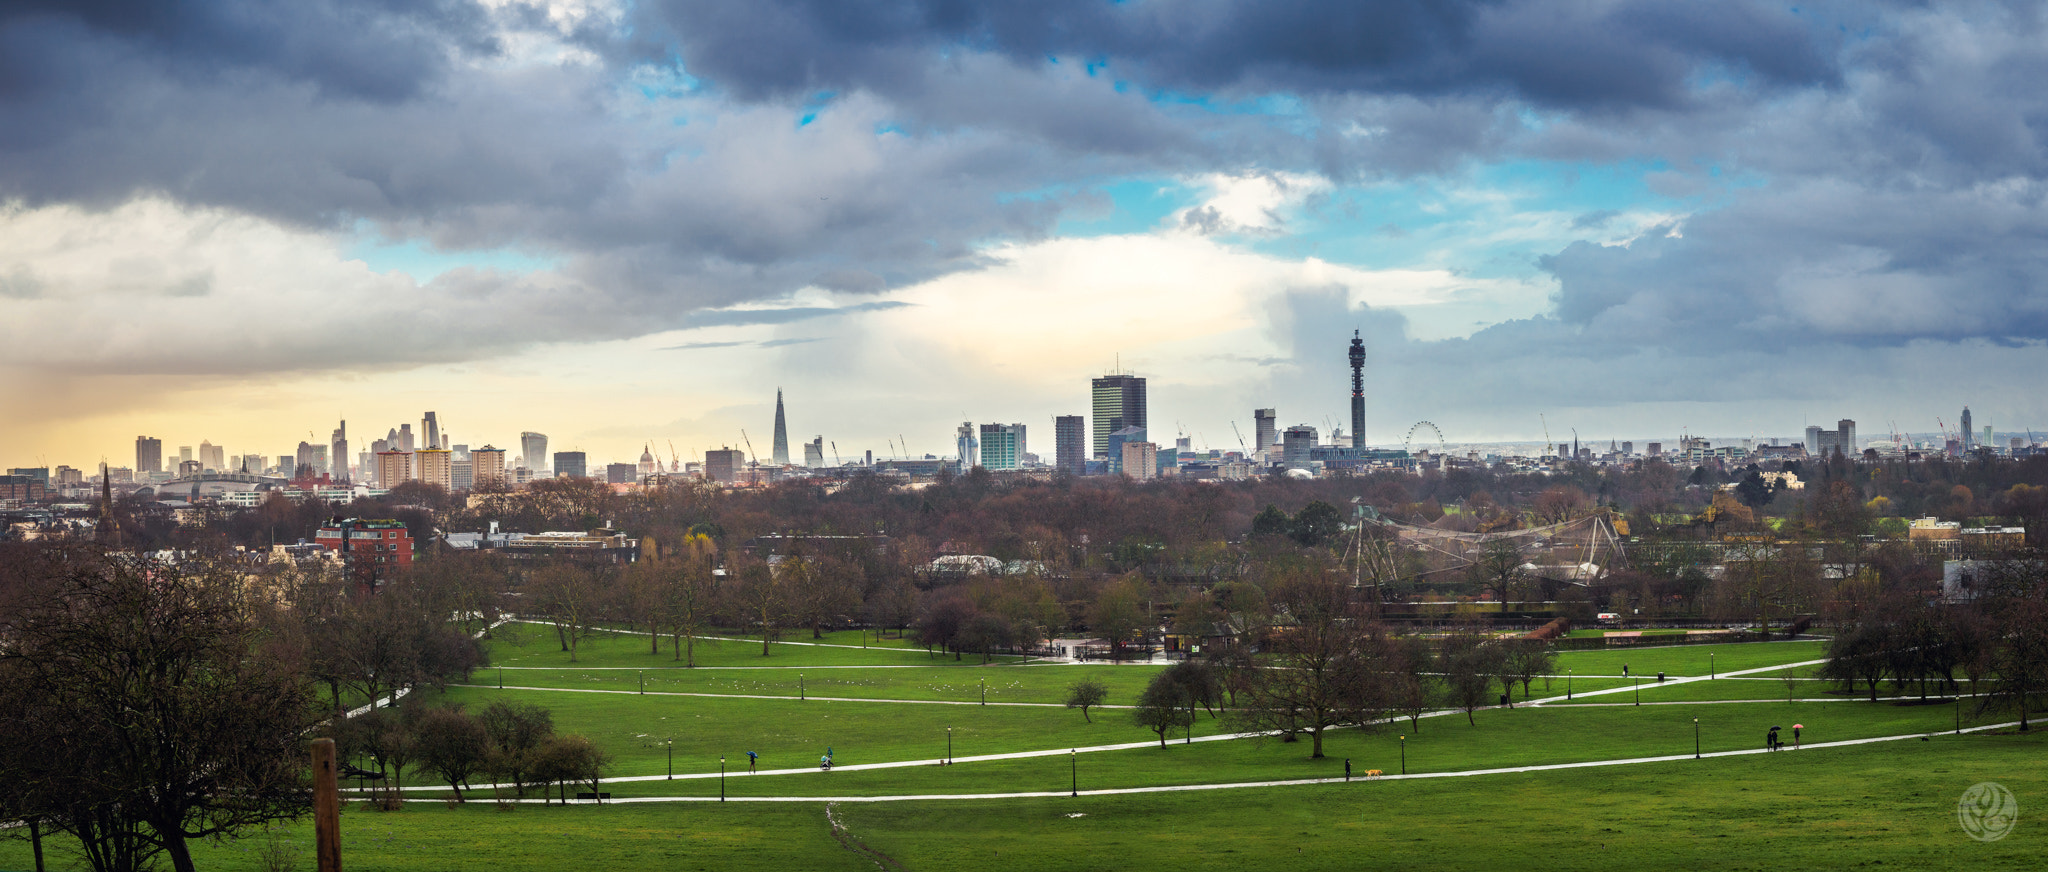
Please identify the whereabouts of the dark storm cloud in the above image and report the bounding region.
[624,0,1841,110]
[0,0,495,102]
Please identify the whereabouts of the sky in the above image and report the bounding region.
[4,0,2048,471]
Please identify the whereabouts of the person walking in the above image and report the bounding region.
[1622,664,1629,678]
[1345,758,1352,782]
[747,750,758,773]
[1792,725,1802,749]
[1764,728,1777,751]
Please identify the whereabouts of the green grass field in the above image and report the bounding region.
[7,632,2038,871]
[7,731,2040,871]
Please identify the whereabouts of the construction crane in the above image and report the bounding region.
[900,434,910,460]
[1231,421,1249,455]
[740,430,758,470]
[1540,414,1551,458]
[668,440,681,472]
[831,441,841,466]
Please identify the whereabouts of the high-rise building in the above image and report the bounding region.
[705,448,744,483]
[1806,420,1857,457]
[331,420,349,481]
[1348,330,1367,449]
[198,441,225,472]
[1283,425,1318,462]
[804,437,824,468]
[422,412,441,452]
[1122,441,1158,481]
[1091,374,1147,458]
[294,442,328,477]
[1961,407,1974,452]
[1253,409,1277,460]
[452,444,469,461]
[772,389,790,466]
[979,423,1025,471]
[523,432,549,474]
[607,463,637,484]
[398,424,415,453]
[552,451,587,479]
[956,422,979,470]
[451,459,474,491]
[415,448,453,490]
[1055,415,1086,476]
[135,436,162,476]
[1107,426,1146,474]
[375,450,412,487]
[178,446,194,468]
[472,445,506,487]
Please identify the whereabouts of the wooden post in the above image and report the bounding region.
[312,737,342,872]
[29,819,43,872]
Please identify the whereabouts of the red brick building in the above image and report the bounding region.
[313,518,414,571]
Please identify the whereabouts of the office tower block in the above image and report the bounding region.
[398,424,414,452]
[1091,373,1147,457]
[956,422,979,469]
[1055,415,1085,476]
[1253,409,1277,460]
[415,448,452,489]
[136,436,162,475]
[979,423,1025,471]
[552,451,587,479]
[608,463,637,484]
[1107,426,1146,473]
[179,446,194,467]
[198,441,224,472]
[1961,407,1973,452]
[705,448,744,483]
[471,445,506,487]
[331,420,349,481]
[772,389,790,465]
[522,432,549,474]
[451,459,474,491]
[422,412,441,452]
[1348,330,1367,448]
[804,437,824,468]
[1283,425,1318,462]
[375,450,411,487]
[1122,441,1158,481]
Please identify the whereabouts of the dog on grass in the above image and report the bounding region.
[1364,769,1384,779]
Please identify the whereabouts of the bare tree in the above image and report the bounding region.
[0,544,315,872]
[414,706,492,802]
[1225,575,1389,758]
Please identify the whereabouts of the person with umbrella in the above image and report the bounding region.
[1767,725,1781,751]
[1792,724,1802,749]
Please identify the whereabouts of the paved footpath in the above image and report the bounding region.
[407,720,2021,804]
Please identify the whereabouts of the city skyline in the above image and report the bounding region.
[5,3,2048,471]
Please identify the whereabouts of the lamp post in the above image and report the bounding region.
[947,727,953,765]
[1399,736,1406,775]
[1694,718,1700,759]
[1070,749,1077,797]
[800,673,805,700]
[1634,676,1640,706]
[980,678,986,706]
[1710,652,1716,680]
[498,667,503,690]
[719,756,725,802]
[1567,670,1572,700]
[1956,696,1962,735]
[666,740,673,780]
[639,670,644,694]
